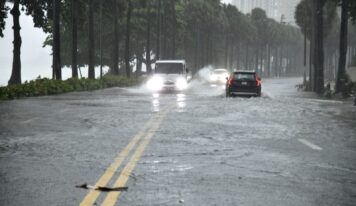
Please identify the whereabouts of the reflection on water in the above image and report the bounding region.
[152,93,160,112]
[151,93,187,112]
[176,93,186,112]
[210,84,226,90]
[152,93,160,98]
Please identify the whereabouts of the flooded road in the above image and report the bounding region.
[1,78,356,206]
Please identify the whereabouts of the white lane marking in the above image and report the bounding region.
[298,139,323,151]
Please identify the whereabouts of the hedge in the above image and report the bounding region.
[0,75,142,100]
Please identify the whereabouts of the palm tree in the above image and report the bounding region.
[112,0,119,75]
[145,0,152,73]
[8,0,21,85]
[313,0,325,94]
[125,0,132,78]
[53,0,61,80]
[335,0,349,93]
[88,0,95,79]
[71,0,78,78]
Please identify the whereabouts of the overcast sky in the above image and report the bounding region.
[0,13,53,86]
[0,0,232,86]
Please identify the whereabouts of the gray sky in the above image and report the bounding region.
[0,13,52,86]
[0,8,103,86]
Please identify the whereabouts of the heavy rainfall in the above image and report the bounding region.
[0,0,356,206]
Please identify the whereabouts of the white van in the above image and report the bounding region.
[147,60,191,91]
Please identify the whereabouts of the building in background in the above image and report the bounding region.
[231,0,300,25]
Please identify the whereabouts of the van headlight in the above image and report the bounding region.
[176,78,188,90]
[147,76,164,91]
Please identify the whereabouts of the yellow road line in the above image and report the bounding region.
[79,112,163,206]
[100,109,169,206]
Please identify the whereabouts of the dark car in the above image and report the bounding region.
[226,71,261,97]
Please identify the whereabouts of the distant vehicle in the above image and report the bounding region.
[147,60,190,92]
[226,71,262,97]
[209,68,230,84]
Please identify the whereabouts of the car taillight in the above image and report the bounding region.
[256,76,261,86]
[228,76,234,86]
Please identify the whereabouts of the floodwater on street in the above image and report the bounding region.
[0,77,356,206]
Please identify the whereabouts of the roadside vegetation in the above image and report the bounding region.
[295,0,356,97]
[0,75,141,100]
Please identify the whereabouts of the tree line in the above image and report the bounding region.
[1,0,305,87]
[295,0,356,94]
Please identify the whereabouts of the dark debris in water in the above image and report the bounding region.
[75,183,128,192]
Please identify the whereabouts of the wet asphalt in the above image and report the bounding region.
[0,78,356,206]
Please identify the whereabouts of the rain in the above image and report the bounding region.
[1,0,356,206]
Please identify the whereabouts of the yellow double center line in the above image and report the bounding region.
[80,106,172,206]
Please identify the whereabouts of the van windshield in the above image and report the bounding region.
[155,63,184,74]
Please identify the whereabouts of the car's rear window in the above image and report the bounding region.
[234,73,255,80]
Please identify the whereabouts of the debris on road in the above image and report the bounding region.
[75,183,128,192]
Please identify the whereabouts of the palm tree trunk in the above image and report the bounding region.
[235,42,240,69]
[314,0,325,94]
[71,0,78,78]
[303,34,307,84]
[255,47,259,71]
[245,43,249,69]
[279,47,283,77]
[125,0,132,78]
[88,0,95,79]
[267,44,271,77]
[229,39,234,69]
[224,36,229,68]
[259,46,264,75]
[309,37,314,91]
[194,28,198,71]
[136,47,143,77]
[156,0,161,60]
[335,0,349,93]
[171,0,177,59]
[112,0,119,75]
[162,6,167,59]
[99,0,103,79]
[145,1,152,73]
[8,0,21,85]
[274,47,278,77]
[53,0,61,80]
[209,37,213,65]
